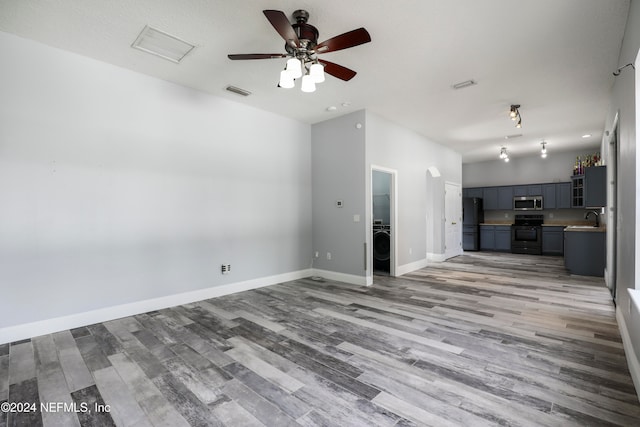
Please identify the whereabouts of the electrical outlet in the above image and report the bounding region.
[314,251,319,258]
[221,264,231,275]
[326,252,332,260]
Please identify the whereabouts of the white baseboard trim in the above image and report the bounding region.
[396,257,428,276]
[616,300,640,402]
[0,269,313,345]
[427,252,446,263]
[311,269,368,286]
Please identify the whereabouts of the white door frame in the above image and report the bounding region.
[606,112,618,301]
[370,165,397,278]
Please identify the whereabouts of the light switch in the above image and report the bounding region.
[353,214,360,222]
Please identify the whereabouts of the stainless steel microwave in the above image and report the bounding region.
[513,196,543,211]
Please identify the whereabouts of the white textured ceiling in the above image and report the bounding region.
[0,0,630,163]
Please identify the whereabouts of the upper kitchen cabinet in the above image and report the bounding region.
[585,166,606,208]
[542,184,556,209]
[464,188,483,198]
[483,187,498,210]
[497,186,513,210]
[514,185,542,197]
[571,166,606,208]
[556,182,571,209]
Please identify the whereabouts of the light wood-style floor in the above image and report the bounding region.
[2,252,639,426]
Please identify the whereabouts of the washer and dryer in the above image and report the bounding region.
[373,222,391,272]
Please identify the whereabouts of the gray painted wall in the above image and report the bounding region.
[602,0,640,369]
[462,148,599,187]
[311,111,367,276]
[0,32,312,328]
[365,111,462,267]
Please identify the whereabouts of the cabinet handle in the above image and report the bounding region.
[452,222,457,225]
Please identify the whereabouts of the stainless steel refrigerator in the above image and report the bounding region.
[462,197,484,251]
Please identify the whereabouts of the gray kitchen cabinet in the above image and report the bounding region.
[497,186,513,210]
[527,184,542,196]
[556,182,571,209]
[513,186,527,196]
[465,187,483,198]
[480,225,495,250]
[483,187,498,210]
[571,175,585,208]
[543,184,556,209]
[480,225,510,251]
[585,166,606,208]
[494,225,511,251]
[564,229,605,276]
[542,226,564,255]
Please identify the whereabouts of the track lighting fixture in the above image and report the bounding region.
[540,141,547,158]
[509,104,522,128]
[499,147,509,162]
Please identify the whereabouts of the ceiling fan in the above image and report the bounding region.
[228,9,371,91]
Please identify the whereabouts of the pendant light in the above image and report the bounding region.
[541,141,548,158]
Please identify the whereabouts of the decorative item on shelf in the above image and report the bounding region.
[572,152,602,175]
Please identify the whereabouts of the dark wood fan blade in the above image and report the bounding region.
[228,54,288,60]
[263,10,300,49]
[318,59,357,81]
[315,28,371,54]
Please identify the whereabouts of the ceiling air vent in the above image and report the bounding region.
[451,79,477,90]
[131,25,195,63]
[226,86,252,97]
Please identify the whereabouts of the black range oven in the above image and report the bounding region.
[511,214,543,255]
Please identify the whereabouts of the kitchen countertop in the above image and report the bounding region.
[478,221,606,232]
[564,225,606,233]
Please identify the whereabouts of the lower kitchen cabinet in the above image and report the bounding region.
[480,225,511,252]
[494,226,511,251]
[564,230,605,276]
[542,226,564,255]
[480,226,495,251]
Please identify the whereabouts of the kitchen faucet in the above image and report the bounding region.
[585,210,600,227]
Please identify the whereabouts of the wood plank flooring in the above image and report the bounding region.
[1,252,639,426]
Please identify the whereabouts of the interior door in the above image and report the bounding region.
[445,182,462,259]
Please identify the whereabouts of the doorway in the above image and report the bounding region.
[444,182,463,260]
[371,168,396,276]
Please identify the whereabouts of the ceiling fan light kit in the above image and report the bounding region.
[228,9,371,93]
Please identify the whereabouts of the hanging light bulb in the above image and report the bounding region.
[300,74,316,92]
[504,156,510,162]
[286,58,302,79]
[541,141,547,158]
[516,117,522,128]
[279,69,294,89]
[310,62,325,83]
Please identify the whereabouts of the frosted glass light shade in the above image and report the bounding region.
[301,74,316,92]
[279,70,294,88]
[286,58,302,79]
[310,63,325,83]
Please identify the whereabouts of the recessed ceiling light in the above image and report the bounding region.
[131,25,195,63]
[582,134,592,138]
[504,134,523,140]
[451,79,477,90]
[326,106,337,112]
[341,102,351,107]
